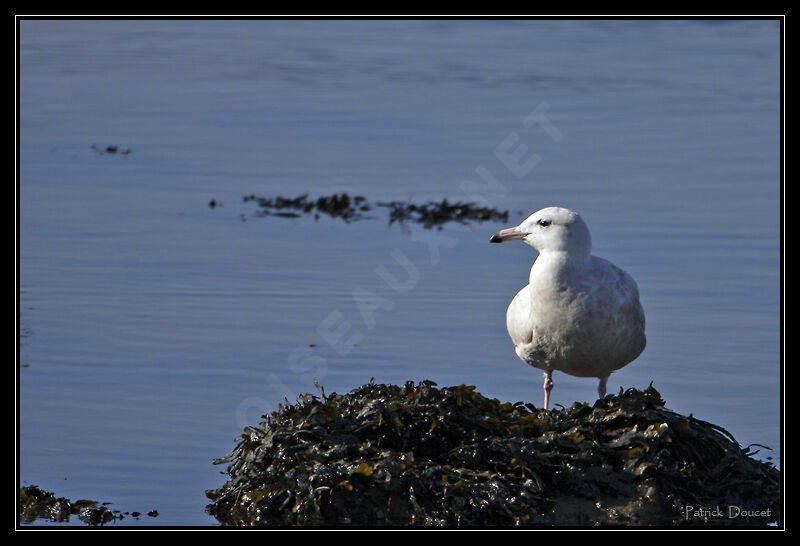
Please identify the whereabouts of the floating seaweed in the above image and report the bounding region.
[238,193,507,229]
[377,198,508,230]
[90,143,132,155]
[18,485,158,526]
[243,193,365,223]
[206,381,781,527]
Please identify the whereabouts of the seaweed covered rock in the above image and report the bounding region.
[18,485,159,526]
[19,486,114,526]
[205,380,781,527]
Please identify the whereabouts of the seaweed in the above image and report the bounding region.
[377,198,508,230]
[90,143,132,155]
[238,193,508,229]
[18,485,158,526]
[243,193,365,223]
[205,381,781,527]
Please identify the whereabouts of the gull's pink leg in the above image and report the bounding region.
[598,375,609,399]
[543,371,553,410]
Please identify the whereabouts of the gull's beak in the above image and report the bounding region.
[490,226,525,243]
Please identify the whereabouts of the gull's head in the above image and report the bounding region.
[490,206,591,256]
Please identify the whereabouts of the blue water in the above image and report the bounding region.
[18,19,781,526]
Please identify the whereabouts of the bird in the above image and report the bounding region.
[490,207,645,410]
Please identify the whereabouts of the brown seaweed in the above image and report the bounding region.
[243,193,364,222]
[239,193,508,229]
[205,381,781,527]
[18,485,158,526]
[377,198,509,230]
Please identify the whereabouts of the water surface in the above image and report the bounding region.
[18,19,781,525]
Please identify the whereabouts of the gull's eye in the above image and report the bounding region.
[538,219,552,227]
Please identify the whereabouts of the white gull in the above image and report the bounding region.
[490,207,646,410]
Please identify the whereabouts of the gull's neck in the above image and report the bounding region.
[529,249,590,288]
